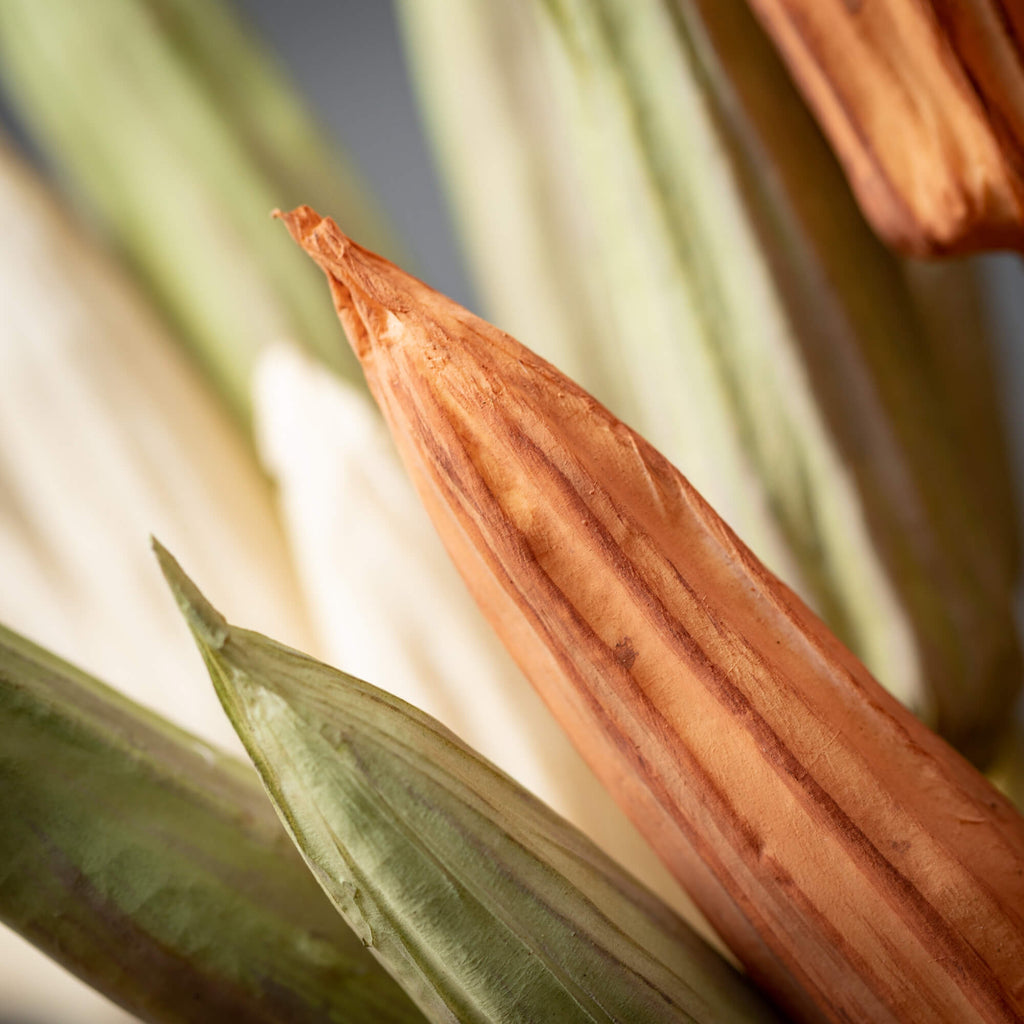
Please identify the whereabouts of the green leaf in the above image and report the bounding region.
[157,540,786,1024]
[0,619,425,1023]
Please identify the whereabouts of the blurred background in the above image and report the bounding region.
[0,2,471,302]
[2,0,1022,476]
[0,6,465,1022]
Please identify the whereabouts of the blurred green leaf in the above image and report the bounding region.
[0,0,401,423]
[0,620,426,1023]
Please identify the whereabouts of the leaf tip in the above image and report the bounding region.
[152,537,229,652]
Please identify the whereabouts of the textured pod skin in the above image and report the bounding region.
[282,207,1024,1024]
[742,0,1024,255]
[0,622,424,1024]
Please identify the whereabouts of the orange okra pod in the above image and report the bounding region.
[281,206,1024,1024]
[741,0,1024,255]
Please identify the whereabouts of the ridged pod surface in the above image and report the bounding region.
[282,207,1024,1024]
[253,345,702,935]
[742,0,1024,254]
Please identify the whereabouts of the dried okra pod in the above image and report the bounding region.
[282,207,1024,1024]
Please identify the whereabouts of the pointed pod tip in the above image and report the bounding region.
[151,537,229,652]
[274,205,331,249]
[275,205,358,269]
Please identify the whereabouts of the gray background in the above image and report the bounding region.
[236,0,475,308]
[0,2,473,307]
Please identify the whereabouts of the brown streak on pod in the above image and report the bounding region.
[280,207,1024,1024]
